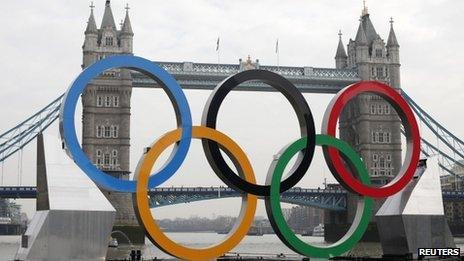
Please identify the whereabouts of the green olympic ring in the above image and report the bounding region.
[265,134,374,258]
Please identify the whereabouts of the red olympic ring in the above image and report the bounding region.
[322,81,421,198]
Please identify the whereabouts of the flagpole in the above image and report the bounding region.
[216,37,220,72]
[276,38,280,70]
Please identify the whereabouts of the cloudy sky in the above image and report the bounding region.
[0,0,463,219]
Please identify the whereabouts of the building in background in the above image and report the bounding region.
[286,206,324,234]
[0,199,23,235]
[441,160,464,234]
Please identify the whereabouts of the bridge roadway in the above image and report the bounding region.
[131,61,360,93]
[2,186,464,211]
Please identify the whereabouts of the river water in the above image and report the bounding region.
[2,234,464,260]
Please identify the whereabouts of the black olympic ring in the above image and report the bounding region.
[201,69,316,196]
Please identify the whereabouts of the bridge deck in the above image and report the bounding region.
[2,186,464,210]
[131,61,360,93]
[0,186,37,199]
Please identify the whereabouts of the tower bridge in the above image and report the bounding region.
[0,0,464,243]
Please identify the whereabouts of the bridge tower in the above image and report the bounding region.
[338,6,402,186]
[81,1,143,243]
[327,5,402,241]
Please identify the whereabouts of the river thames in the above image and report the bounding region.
[2,233,464,260]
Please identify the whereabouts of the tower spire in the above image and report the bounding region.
[101,0,116,29]
[387,17,399,47]
[121,3,133,35]
[362,0,369,16]
[85,1,98,34]
[355,19,367,45]
[335,30,348,69]
[335,30,347,59]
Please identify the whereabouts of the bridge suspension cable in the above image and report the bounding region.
[402,91,464,159]
[401,91,464,178]
[1,161,3,185]
[0,94,63,163]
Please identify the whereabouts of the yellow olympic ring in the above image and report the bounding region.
[133,126,258,261]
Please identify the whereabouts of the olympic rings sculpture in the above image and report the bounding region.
[59,55,421,259]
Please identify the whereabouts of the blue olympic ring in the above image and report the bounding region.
[59,55,192,192]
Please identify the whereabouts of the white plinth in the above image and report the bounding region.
[15,133,116,261]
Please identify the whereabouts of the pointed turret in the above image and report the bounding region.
[359,1,378,46]
[101,0,116,29]
[387,18,399,47]
[121,5,133,36]
[354,19,369,74]
[335,31,348,58]
[361,14,378,45]
[83,2,98,68]
[335,31,348,69]
[120,4,134,54]
[387,17,400,77]
[355,19,368,46]
[85,3,98,34]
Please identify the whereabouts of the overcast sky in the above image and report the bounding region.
[0,0,463,219]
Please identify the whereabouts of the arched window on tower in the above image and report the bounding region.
[385,132,391,143]
[96,126,102,138]
[111,125,119,138]
[372,128,391,144]
[105,37,114,46]
[95,149,102,166]
[104,153,110,165]
[111,149,118,167]
[379,157,386,175]
[97,96,103,107]
[377,104,383,114]
[371,153,394,177]
[370,104,376,114]
[104,126,111,138]
[384,104,391,114]
[105,96,111,107]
